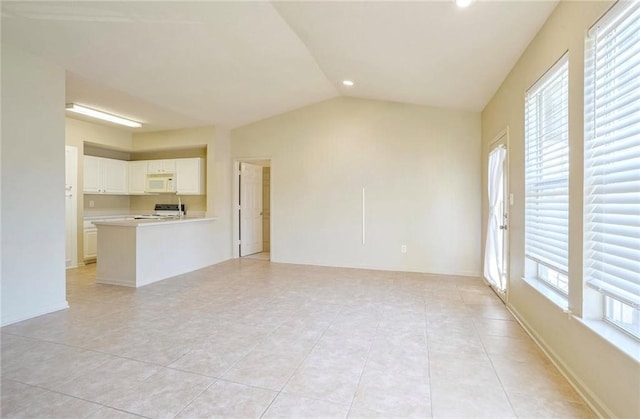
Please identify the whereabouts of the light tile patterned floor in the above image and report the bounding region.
[243,252,271,261]
[1,259,595,418]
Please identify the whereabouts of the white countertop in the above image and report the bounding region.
[84,215,133,221]
[92,217,217,227]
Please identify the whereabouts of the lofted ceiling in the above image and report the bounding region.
[1,1,558,131]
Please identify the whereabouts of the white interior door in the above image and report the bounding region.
[240,162,263,256]
[65,146,78,269]
[484,139,508,295]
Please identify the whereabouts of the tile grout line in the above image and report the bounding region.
[258,303,340,418]
[345,298,384,418]
[424,287,435,419]
[171,377,219,418]
[473,291,519,418]
[3,377,151,419]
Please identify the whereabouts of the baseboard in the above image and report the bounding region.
[507,304,615,419]
[269,257,480,278]
[96,277,135,287]
[1,300,70,327]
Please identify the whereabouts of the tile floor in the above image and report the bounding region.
[243,252,271,261]
[1,259,595,418]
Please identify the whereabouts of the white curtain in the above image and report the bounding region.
[484,145,506,290]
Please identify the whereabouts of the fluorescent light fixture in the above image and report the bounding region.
[65,103,142,128]
[342,80,354,87]
[456,0,473,8]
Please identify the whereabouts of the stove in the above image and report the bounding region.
[134,203,185,219]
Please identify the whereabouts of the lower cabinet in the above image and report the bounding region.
[84,227,97,260]
[84,218,129,261]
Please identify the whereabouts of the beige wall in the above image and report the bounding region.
[85,144,131,160]
[129,195,206,213]
[131,148,205,160]
[481,1,638,417]
[2,44,68,325]
[210,126,233,263]
[83,195,131,213]
[232,96,481,275]
[132,126,214,151]
[67,117,133,151]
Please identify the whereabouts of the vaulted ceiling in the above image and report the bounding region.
[2,1,558,131]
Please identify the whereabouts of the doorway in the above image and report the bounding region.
[484,130,509,299]
[233,159,271,260]
[65,145,78,269]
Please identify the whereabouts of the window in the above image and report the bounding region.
[584,1,640,339]
[524,55,570,295]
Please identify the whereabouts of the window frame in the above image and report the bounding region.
[583,0,640,341]
[523,53,571,299]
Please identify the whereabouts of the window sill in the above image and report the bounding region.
[521,276,639,361]
[521,275,569,311]
[576,317,640,363]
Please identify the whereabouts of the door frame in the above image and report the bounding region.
[232,158,272,259]
[485,128,510,302]
[65,145,78,269]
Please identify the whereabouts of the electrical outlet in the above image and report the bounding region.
[401,244,407,253]
[89,200,95,208]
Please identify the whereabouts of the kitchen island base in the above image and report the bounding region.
[94,218,217,288]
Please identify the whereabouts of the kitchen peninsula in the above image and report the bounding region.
[93,217,217,287]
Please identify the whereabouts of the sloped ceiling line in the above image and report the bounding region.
[2,1,558,130]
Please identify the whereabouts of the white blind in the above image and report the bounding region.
[584,1,640,309]
[525,55,570,279]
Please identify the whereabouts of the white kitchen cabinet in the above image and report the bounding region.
[83,156,102,193]
[176,158,205,195]
[84,227,98,260]
[83,156,128,194]
[84,217,128,260]
[147,159,175,174]
[128,160,149,194]
[102,159,128,193]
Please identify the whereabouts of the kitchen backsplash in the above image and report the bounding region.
[129,195,206,213]
[83,195,130,211]
[84,194,206,216]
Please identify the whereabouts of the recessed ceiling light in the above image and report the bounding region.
[456,0,473,8]
[66,103,142,128]
[342,80,354,87]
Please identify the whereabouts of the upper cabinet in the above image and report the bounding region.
[83,156,102,193]
[83,155,205,195]
[101,159,128,193]
[84,156,128,194]
[176,158,205,195]
[128,161,149,195]
[147,159,175,174]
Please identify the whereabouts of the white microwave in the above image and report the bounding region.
[146,174,176,193]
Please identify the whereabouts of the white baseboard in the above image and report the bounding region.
[96,276,135,287]
[1,301,69,327]
[269,257,480,278]
[507,304,614,419]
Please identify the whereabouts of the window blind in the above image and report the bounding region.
[524,55,570,282]
[584,1,640,309]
